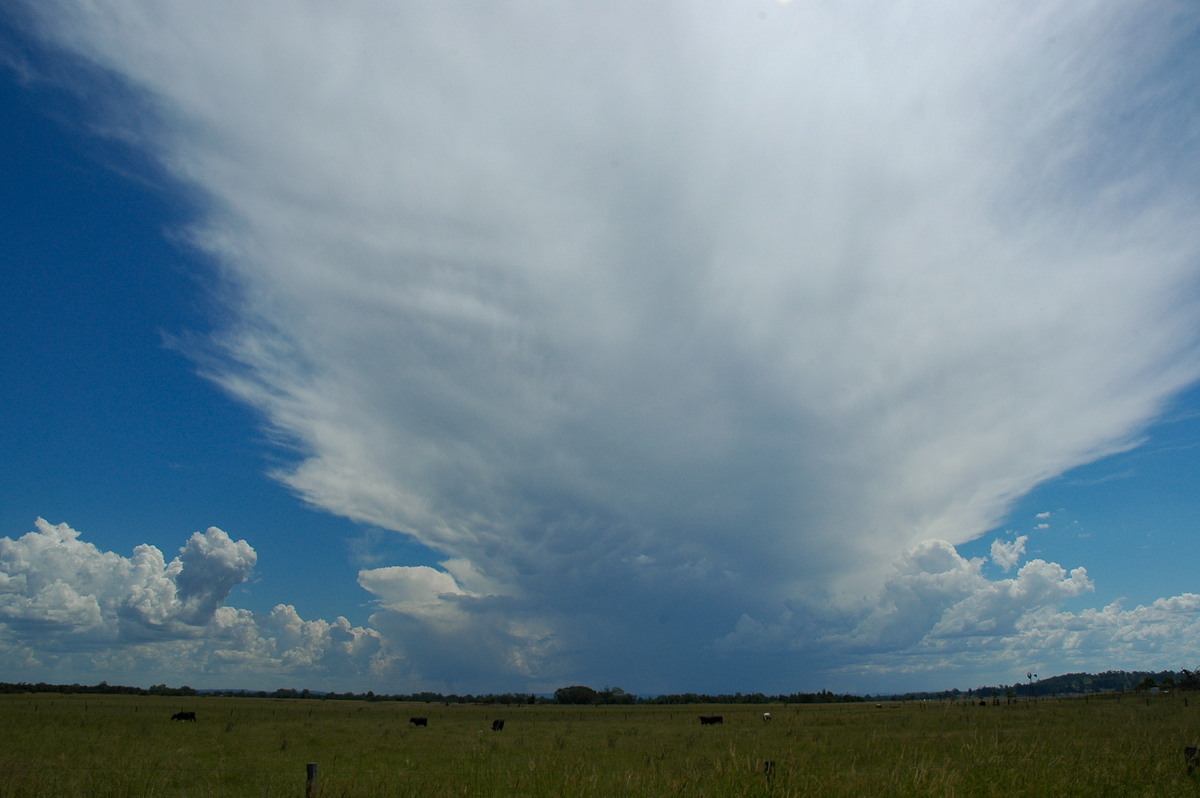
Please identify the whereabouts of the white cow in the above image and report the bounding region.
[762,712,772,722]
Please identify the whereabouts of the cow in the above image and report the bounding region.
[762,712,772,722]
[171,711,196,722]
[409,716,428,727]
[491,719,505,731]
[698,715,723,725]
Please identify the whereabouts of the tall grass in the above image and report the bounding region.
[0,692,1196,796]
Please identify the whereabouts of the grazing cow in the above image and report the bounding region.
[491,719,505,731]
[171,711,196,722]
[698,715,723,725]
[409,716,428,727]
[762,712,772,722]
[1186,746,1200,775]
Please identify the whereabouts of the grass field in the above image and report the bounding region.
[1,692,1198,796]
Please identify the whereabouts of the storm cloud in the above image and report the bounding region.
[10,1,1200,692]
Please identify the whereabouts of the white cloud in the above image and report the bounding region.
[0,520,392,689]
[861,590,1200,691]
[0,519,254,639]
[2,515,1199,693]
[358,566,473,623]
[718,539,1095,683]
[836,540,990,651]
[12,1,1200,690]
[990,535,1028,572]
[932,559,1093,639]
[356,565,557,688]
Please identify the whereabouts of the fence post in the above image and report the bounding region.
[306,762,318,797]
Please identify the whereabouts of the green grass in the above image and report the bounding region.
[0,693,1198,796]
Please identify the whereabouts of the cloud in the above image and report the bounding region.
[931,559,1093,639]
[990,536,1028,572]
[718,538,1095,682]
[834,540,991,652]
[355,565,558,687]
[12,1,1200,690]
[0,520,390,689]
[3,517,1200,693]
[173,527,257,624]
[1033,595,1200,662]
[358,566,474,619]
[0,518,253,639]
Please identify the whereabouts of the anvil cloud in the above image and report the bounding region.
[5,1,1200,693]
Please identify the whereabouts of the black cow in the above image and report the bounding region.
[698,715,723,725]
[409,716,428,727]
[491,719,505,731]
[171,711,196,722]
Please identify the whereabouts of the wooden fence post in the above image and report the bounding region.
[306,762,318,797]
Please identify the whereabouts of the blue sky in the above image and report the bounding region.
[2,1,1200,696]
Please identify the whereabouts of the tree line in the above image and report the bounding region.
[5,669,1196,703]
[0,680,858,705]
[0,681,197,696]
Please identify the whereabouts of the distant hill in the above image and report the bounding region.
[878,669,1189,701]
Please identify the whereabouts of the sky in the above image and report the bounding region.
[2,1,1200,697]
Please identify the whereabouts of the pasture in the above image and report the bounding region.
[0,692,1197,796]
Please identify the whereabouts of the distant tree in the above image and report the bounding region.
[595,686,635,705]
[1138,676,1157,691]
[554,685,599,705]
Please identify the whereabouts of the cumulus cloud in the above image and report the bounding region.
[0,520,391,688]
[12,1,1200,690]
[0,518,253,640]
[932,559,1093,639]
[718,538,1095,682]
[355,565,557,687]
[990,535,1028,572]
